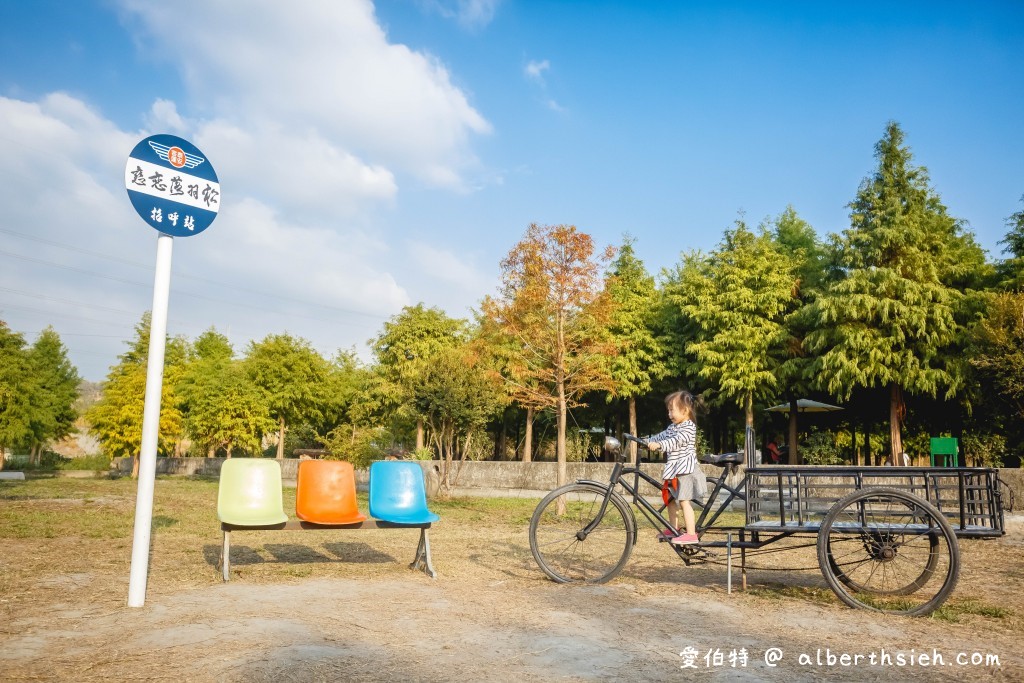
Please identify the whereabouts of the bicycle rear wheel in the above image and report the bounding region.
[817,488,959,616]
[529,483,636,583]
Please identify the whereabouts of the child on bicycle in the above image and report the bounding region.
[646,390,707,545]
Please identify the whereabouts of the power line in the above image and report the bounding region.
[0,247,384,327]
[0,228,389,320]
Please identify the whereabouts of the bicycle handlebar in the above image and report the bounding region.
[622,433,651,449]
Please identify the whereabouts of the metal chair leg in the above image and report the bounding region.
[221,529,231,582]
[409,528,436,578]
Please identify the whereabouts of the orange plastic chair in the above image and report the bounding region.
[295,460,368,525]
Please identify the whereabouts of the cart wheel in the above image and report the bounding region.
[530,483,636,583]
[816,488,959,616]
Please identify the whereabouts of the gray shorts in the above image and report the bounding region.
[673,472,707,502]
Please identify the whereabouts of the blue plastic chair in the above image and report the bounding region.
[369,461,440,524]
[217,459,289,526]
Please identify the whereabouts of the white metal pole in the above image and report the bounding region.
[127,233,174,607]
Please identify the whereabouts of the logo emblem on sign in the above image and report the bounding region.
[148,141,206,169]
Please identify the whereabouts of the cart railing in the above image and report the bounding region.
[744,465,1005,538]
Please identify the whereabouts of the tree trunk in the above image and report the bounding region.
[0,446,6,471]
[523,406,534,463]
[131,455,140,478]
[556,383,567,489]
[207,445,215,458]
[788,399,799,465]
[744,394,754,465]
[863,420,873,466]
[628,397,638,465]
[276,416,286,459]
[416,419,425,452]
[889,384,905,465]
[496,411,506,460]
[851,424,858,467]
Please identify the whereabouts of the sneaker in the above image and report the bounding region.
[657,529,675,541]
[670,533,700,545]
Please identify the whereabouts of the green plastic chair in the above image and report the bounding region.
[930,437,959,467]
[217,459,288,526]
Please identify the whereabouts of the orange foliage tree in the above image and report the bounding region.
[481,223,616,487]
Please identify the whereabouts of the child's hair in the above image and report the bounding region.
[665,390,697,422]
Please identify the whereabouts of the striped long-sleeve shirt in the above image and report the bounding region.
[649,419,697,480]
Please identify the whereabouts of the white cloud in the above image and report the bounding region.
[145,99,186,134]
[1,2,498,379]
[420,0,502,30]
[118,0,491,190]
[404,240,492,296]
[524,59,550,84]
[545,99,567,113]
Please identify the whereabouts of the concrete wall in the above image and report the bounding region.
[111,457,725,498]
[110,457,1023,507]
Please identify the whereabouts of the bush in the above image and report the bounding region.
[962,433,1006,468]
[565,431,593,462]
[3,451,111,472]
[801,429,844,465]
[408,447,435,461]
[462,432,496,462]
[323,424,388,469]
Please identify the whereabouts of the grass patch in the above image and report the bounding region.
[930,598,1012,622]
[431,495,538,526]
[746,583,839,606]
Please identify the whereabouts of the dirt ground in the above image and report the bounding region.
[1,492,1022,682]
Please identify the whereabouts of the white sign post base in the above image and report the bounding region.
[127,233,174,608]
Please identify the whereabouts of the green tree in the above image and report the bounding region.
[606,236,668,462]
[25,327,81,464]
[803,122,983,460]
[772,205,828,295]
[481,223,616,489]
[244,333,328,459]
[998,196,1024,291]
[0,321,33,470]
[411,345,504,489]
[179,329,273,457]
[86,314,187,475]
[664,221,797,431]
[371,304,468,451]
[771,207,828,463]
[970,292,1024,429]
[319,350,382,464]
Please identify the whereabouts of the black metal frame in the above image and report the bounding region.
[744,465,1006,538]
[594,436,1005,559]
[218,520,436,581]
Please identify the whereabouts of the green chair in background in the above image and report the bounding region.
[930,437,959,467]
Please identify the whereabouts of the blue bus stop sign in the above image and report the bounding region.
[124,134,220,237]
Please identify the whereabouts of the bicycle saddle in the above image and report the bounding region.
[699,452,744,467]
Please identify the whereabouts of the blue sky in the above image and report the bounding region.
[1,0,1022,381]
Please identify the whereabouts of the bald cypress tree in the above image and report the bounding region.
[606,236,668,462]
[804,122,984,461]
[665,221,797,430]
[998,196,1024,291]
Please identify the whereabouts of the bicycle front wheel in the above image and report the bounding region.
[529,483,636,583]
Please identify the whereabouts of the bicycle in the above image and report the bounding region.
[528,433,1006,616]
[529,433,744,584]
